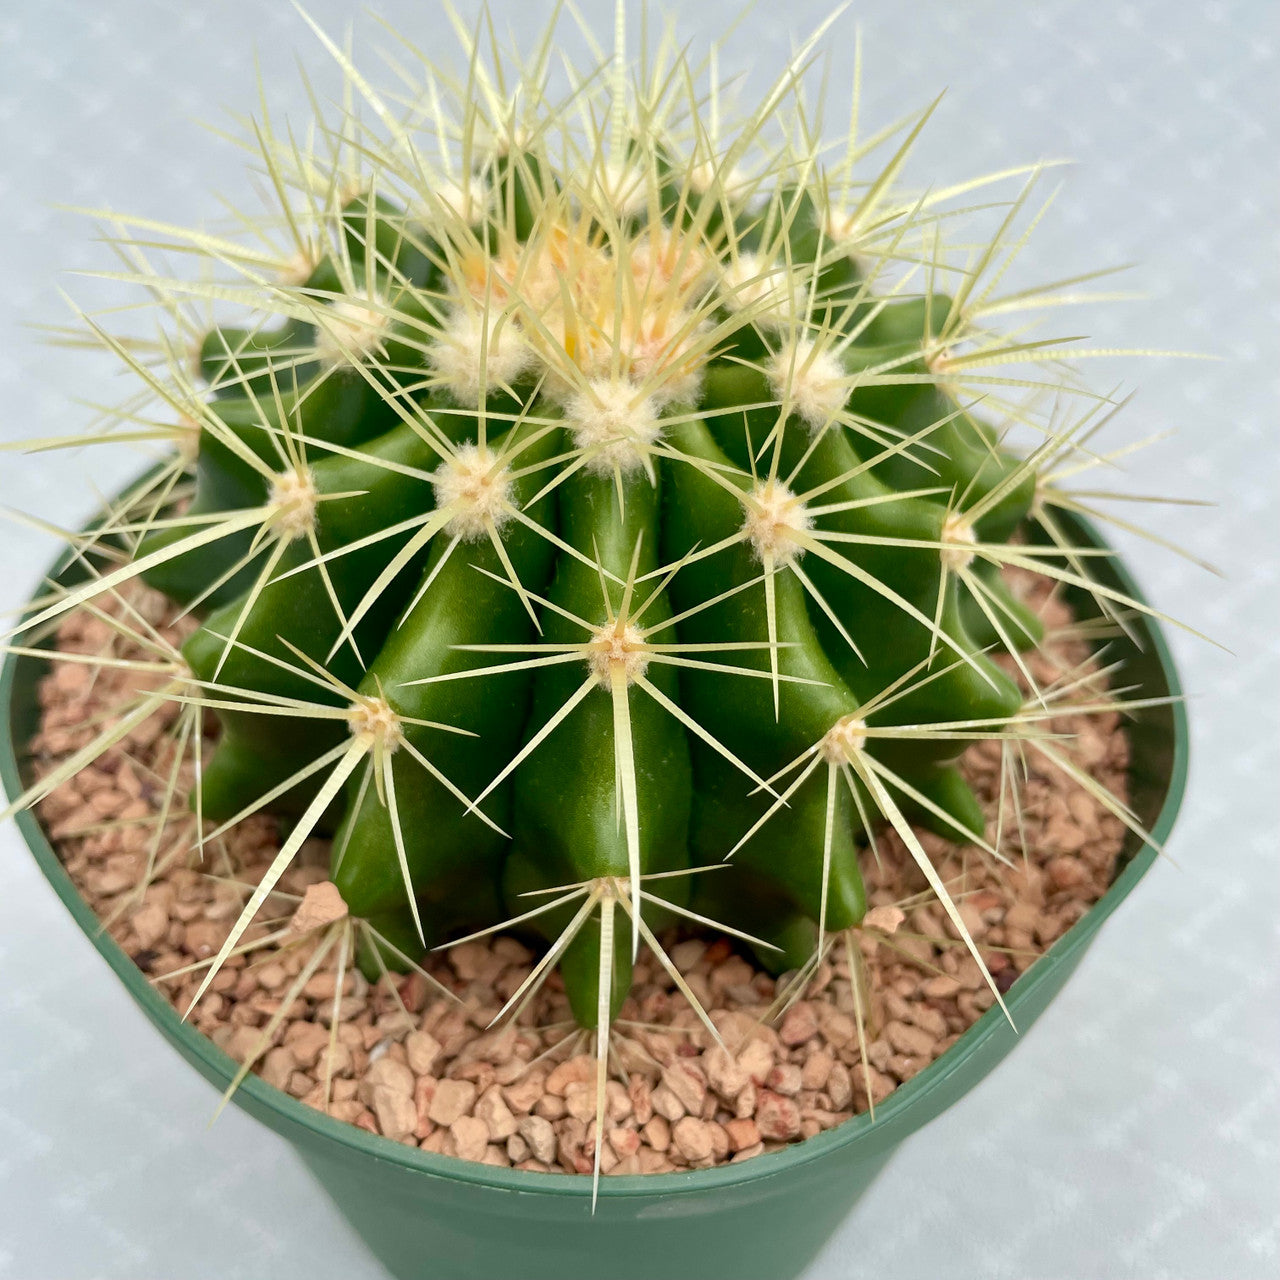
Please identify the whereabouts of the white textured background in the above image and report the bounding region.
[1,3,1276,1277]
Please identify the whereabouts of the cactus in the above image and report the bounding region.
[3,3,1200,1194]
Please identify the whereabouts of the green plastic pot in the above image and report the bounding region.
[1,492,1187,1280]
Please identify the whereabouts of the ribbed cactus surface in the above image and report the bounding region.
[5,11,1185,1143]
[139,134,1051,1029]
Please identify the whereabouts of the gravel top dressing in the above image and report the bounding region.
[25,565,1130,1178]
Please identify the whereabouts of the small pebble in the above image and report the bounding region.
[778,1003,819,1047]
[651,1084,686,1123]
[405,1030,442,1076]
[756,1091,802,1141]
[361,1056,414,1100]
[660,1062,707,1115]
[130,903,168,950]
[428,1079,478,1127]
[450,1115,490,1162]
[642,1115,671,1152]
[289,881,348,934]
[372,1087,418,1143]
[672,1117,716,1164]
[546,1055,593,1096]
[518,1115,557,1165]
[475,1087,518,1141]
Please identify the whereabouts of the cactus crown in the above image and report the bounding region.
[3,3,1200,1196]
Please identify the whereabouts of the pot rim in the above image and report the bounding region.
[1,502,1188,1201]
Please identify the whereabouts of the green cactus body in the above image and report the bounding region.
[331,423,563,943]
[139,193,445,608]
[138,385,402,609]
[698,359,1024,792]
[39,9,1165,1071]
[661,418,869,929]
[183,416,453,820]
[507,471,693,1025]
[150,152,1047,1022]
